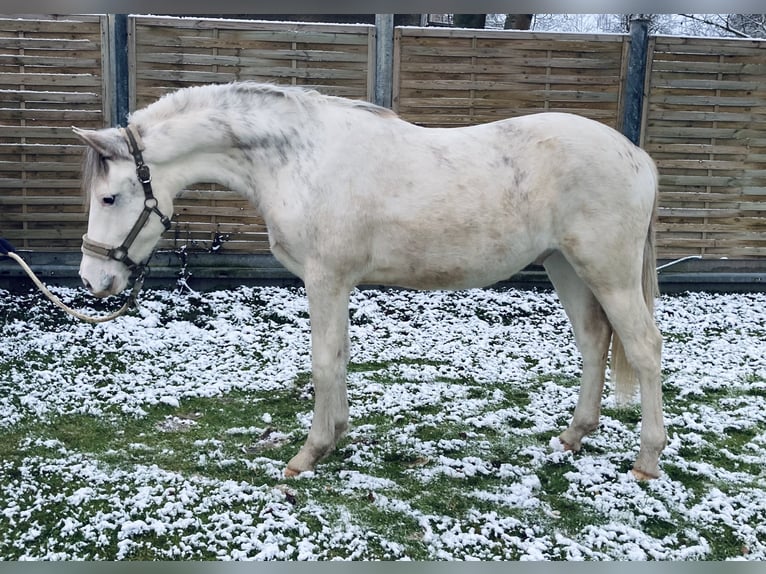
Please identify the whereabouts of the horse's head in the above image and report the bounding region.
[74,125,172,297]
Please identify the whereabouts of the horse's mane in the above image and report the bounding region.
[129,82,397,127]
[81,83,396,204]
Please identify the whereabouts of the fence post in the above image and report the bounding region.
[374,14,394,108]
[621,14,650,146]
[108,14,130,127]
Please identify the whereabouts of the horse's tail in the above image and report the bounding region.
[611,173,660,406]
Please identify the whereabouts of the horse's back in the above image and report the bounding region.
[375,111,657,215]
[492,112,657,197]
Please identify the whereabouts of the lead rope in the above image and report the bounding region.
[1,249,142,324]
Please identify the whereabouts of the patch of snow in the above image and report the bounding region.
[1,286,765,559]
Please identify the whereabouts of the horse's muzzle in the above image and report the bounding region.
[79,257,129,298]
[81,274,117,298]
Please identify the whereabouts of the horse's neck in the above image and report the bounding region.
[138,99,315,202]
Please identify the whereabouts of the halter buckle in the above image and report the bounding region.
[136,164,152,184]
[111,246,129,262]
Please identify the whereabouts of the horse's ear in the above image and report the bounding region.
[72,126,126,158]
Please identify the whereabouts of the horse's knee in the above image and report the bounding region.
[312,356,345,383]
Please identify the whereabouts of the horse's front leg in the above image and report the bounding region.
[285,280,350,476]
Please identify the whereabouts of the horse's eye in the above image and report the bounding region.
[102,195,116,206]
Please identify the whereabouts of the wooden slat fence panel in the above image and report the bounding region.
[0,14,107,251]
[132,16,376,254]
[394,28,629,129]
[645,36,766,259]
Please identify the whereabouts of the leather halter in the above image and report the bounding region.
[81,124,172,271]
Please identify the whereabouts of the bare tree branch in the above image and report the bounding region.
[731,14,766,37]
[679,14,751,38]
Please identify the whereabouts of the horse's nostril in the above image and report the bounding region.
[81,277,93,292]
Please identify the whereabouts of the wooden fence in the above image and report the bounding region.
[0,15,107,251]
[0,15,764,262]
[644,36,766,259]
[394,28,629,129]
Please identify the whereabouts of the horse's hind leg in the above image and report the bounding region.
[544,251,612,451]
[592,284,664,478]
[566,250,665,479]
[285,278,351,477]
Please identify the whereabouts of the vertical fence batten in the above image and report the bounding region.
[111,14,130,127]
[622,15,650,145]
[374,14,394,108]
[0,14,765,271]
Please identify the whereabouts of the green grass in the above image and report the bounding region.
[2,369,764,560]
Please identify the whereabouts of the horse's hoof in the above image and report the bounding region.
[284,466,302,478]
[549,436,565,452]
[631,467,659,481]
[551,435,578,452]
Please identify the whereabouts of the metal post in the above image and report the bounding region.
[621,14,650,146]
[110,14,130,127]
[374,14,394,108]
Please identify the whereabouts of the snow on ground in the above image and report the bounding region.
[0,285,765,560]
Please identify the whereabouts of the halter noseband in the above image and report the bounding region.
[81,124,172,272]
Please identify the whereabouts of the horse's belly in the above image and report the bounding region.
[363,239,539,290]
[364,265,522,290]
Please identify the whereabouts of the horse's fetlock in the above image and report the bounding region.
[559,430,583,452]
[577,418,600,435]
[561,416,599,451]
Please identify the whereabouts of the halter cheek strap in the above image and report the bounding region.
[81,124,172,271]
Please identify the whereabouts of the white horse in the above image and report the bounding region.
[74,82,665,480]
